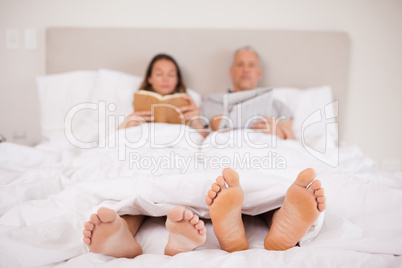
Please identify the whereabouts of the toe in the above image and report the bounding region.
[216,176,226,188]
[222,168,240,187]
[205,196,213,206]
[83,237,91,245]
[211,183,220,192]
[167,206,185,222]
[84,221,94,230]
[83,229,91,237]
[309,180,322,191]
[90,214,101,224]
[316,196,326,204]
[97,207,117,222]
[199,228,207,236]
[208,189,217,199]
[314,188,325,197]
[318,203,326,212]
[190,215,199,224]
[295,168,316,187]
[195,220,204,230]
[184,210,193,221]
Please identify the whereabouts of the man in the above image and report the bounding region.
[201,46,295,139]
[200,47,325,252]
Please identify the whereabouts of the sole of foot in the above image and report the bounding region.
[164,206,207,256]
[83,207,143,258]
[264,168,326,250]
[205,168,249,252]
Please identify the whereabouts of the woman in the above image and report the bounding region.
[82,55,208,259]
[118,54,206,136]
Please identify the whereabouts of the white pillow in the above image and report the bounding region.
[93,69,143,119]
[272,86,338,151]
[36,71,98,142]
[92,69,144,142]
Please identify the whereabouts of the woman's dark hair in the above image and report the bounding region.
[139,54,186,94]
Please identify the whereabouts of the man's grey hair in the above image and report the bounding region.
[232,46,262,67]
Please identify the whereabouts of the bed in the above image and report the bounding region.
[0,28,401,267]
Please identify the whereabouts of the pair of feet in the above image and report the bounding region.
[83,168,326,257]
[206,168,326,252]
[83,205,207,257]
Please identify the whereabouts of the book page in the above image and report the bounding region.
[133,91,190,124]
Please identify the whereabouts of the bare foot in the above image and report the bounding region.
[264,168,326,250]
[205,168,249,252]
[164,206,207,256]
[82,207,143,258]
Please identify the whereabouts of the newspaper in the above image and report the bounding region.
[220,88,273,129]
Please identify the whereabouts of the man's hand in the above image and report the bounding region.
[210,115,223,131]
[251,118,295,140]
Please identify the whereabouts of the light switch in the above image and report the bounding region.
[6,29,20,49]
[24,28,37,50]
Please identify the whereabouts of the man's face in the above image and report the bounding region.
[230,50,263,92]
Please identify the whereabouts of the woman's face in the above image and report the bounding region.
[148,59,179,96]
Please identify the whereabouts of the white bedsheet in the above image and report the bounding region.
[0,124,401,267]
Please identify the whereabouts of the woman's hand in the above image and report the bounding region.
[179,95,209,137]
[118,111,153,130]
[179,95,200,122]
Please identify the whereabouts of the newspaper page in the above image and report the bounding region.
[220,88,273,129]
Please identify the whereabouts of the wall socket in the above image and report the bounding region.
[6,29,20,49]
[24,28,37,50]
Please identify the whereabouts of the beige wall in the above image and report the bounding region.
[0,0,401,170]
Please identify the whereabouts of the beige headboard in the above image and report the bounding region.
[47,28,349,100]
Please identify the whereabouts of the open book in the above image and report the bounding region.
[219,88,274,129]
[133,90,190,124]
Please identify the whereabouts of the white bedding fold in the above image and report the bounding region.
[0,125,401,267]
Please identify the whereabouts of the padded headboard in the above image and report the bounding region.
[47,28,350,103]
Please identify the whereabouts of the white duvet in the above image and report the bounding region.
[0,124,401,267]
